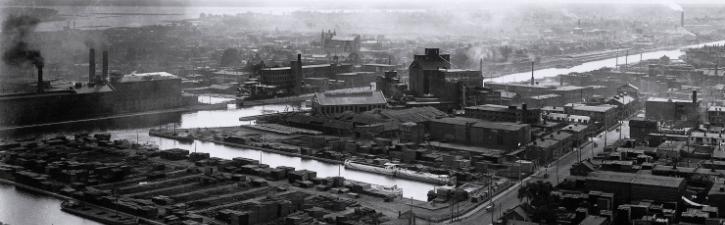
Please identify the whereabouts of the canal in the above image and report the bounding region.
[2,40,724,225]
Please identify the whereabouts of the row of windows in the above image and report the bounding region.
[317,104,384,114]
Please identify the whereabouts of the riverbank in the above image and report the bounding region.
[487,40,715,79]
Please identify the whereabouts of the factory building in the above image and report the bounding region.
[463,104,541,124]
[408,48,482,107]
[258,54,354,95]
[311,87,387,115]
[427,117,531,151]
[0,49,183,127]
[645,91,700,124]
[564,103,618,129]
[320,30,361,53]
[584,171,686,205]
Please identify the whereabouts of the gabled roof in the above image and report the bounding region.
[380,106,447,123]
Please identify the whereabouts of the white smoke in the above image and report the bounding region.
[663,1,683,11]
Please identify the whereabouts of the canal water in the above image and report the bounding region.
[2,40,724,224]
[487,40,725,84]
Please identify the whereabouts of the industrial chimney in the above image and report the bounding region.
[530,61,535,86]
[681,11,685,27]
[692,90,697,103]
[102,50,108,82]
[36,65,43,93]
[89,48,96,84]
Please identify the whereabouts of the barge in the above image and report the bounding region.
[344,160,454,185]
[61,200,139,225]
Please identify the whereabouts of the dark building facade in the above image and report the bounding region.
[408,48,482,107]
[585,171,686,206]
[408,48,452,96]
[645,93,700,123]
[464,104,541,124]
[259,54,354,95]
[0,72,183,127]
[427,117,531,151]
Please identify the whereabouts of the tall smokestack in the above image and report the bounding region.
[36,65,43,93]
[480,58,483,76]
[692,90,697,103]
[681,11,685,27]
[530,61,535,86]
[102,50,108,82]
[89,48,95,84]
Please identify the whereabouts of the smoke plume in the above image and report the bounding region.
[2,14,44,68]
[663,1,683,12]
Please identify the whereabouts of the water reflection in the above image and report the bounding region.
[0,183,101,225]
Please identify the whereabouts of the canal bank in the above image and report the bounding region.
[0,39,723,225]
[487,39,725,84]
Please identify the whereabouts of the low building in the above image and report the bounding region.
[427,117,531,151]
[523,94,562,107]
[708,106,725,126]
[311,88,387,114]
[656,141,685,159]
[629,119,658,141]
[543,113,591,125]
[566,104,618,129]
[525,131,574,163]
[689,130,725,146]
[463,104,540,124]
[584,171,686,205]
[606,94,638,119]
[561,124,593,145]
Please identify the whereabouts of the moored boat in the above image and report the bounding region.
[344,159,454,185]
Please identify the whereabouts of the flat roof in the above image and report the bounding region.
[647,97,692,103]
[530,94,561,99]
[431,116,529,131]
[573,104,617,113]
[708,106,725,112]
[313,87,386,106]
[120,72,179,82]
[586,171,684,188]
[554,85,589,91]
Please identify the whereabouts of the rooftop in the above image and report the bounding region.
[647,97,693,103]
[554,85,589,91]
[572,104,617,113]
[120,72,179,82]
[431,116,530,131]
[708,106,725,112]
[586,171,684,188]
[529,94,561,99]
[380,106,447,123]
[465,104,522,112]
[313,87,387,106]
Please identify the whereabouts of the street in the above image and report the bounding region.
[447,121,630,225]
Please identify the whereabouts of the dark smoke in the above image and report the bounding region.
[2,14,43,67]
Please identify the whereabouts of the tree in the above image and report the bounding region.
[517,180,558,224]
[219,48,241,67]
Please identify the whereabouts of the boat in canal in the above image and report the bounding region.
[60,200,138,225]
[343,159,454,185]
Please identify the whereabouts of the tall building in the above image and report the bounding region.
[320,30,361,53]
[407,48,482,107]
[408,48,452,96]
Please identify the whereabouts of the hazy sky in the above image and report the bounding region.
[1,0,724,7]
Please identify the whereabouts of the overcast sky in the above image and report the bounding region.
[1,0,723,7]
